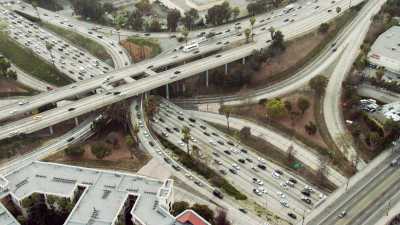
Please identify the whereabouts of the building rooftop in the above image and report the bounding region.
[0,204,19,225]
[0,161,182,225]
[368,26,400,73]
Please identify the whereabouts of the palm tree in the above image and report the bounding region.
[45,41,55,68]
[244,28,251,43]
[31,0,41,21]
[181,28,189,45]
[114,13,127,43]
[268,26,275,40]
[181,126,191,154]
[250,16,256,41]
[220,105,232,130]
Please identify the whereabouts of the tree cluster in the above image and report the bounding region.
[247,0,272,15]
[0,57,17,80]
[91,143,112,159]
[70,0,108,23]
[206,1,232,26]
[26,0,63,11]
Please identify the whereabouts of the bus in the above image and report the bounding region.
[183,42,199,52]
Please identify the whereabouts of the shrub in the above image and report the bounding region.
[91,144,111,159]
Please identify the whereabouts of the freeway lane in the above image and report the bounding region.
[0,0,370,140]
[0,0,361,122]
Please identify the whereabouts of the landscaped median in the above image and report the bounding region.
[0,31,72,86]
[122,37,161,62]
[157,135,247,200]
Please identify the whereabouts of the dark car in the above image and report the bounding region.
[200,125,207,130]
[67,137,75,142]
[301,198,312,205]
[238,159,246,164]
[68,108,75,111]
[166,128,173,133]
[289,178,298,184]
[213,190,224,199]
[239,208,247,214]
[203,132,210,136]
[189,118,196,123]
[257,164,266,170]
[288,213,297,219]
[240,149,248,154]
[113,91,121,95]
[173,127,180,132]
[163,157,171,164]
[229,168,238,174]
[227,141,234,146]
[224,150,231,155]
[301,190,311,197]
[217,140,225,145]
[246,158,253,163]
[172,164,181,171]
[177,116,184,121]
[275,170,283,175]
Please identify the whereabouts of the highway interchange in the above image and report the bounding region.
[0,0,399,224]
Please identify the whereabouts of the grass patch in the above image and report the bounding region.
[210,123,337,192]
[0,32,72,86]
[126,37,162,56]
[41,22,114,67]
[43,151,146,172]
[158,135,247,200]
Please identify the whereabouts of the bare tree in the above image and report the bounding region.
[287,144,297,163]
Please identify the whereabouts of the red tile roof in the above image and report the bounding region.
[176,210,210,225]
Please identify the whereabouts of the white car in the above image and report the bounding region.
[258,157,266,164]
[272,172,281,179]
[232,164,240,170]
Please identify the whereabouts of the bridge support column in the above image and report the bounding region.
[225,63,228,75]
[49,126,54,135]
[242,57,246,64]
[205,70,209,87]
[166,84,170,99]
[74,117,79,126]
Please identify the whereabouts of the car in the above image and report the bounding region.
[227,141,234,146]
[212,152,220,157]
[67,137,75,142]
[68,108,76,111]
[214,159,222,165]
[258,157,266,164]
[173,127,180,132]
[245,158,253,163]
[149,141,155,147]
[253,188,262,196]
[272,171,281,179]
[194,180,203,187]
[239,208,247,214]
[229,168,237,174]
[280,200,289,208]
[240,149,248,154]
[172,164,181,171]
[301,197,312,205]
[203,132,210,136]
[232,163,240,170]
[209,140,216,146]
[213,190,224,199]
[274,169,283,175]
[224,150,231,155]
[338,211,347,218]
[288,213,297,219]
[257,164,266,170]
[332,47,337,52]
[188,118,196,123]
[163,157,171,164]
[238,159,246,164]
[18,100,28,105]
[174,71,181,74]
[113,91,121,95]
[159,118,165,123]
[289,178,297,184]
[217,140,225,145]
[301,190,311,197]
[200,125,207,130]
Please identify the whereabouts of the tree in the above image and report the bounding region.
[266,98,287,119]
[318,23,330,33]
[206,1,232,26]
[191,204,215,224]
[250,16,256,41]
[336,6,342,14]
[45,41,55,67]
[170,201,190,216]
[309,75,328,95]
[65,146,84,158]
[297,97,311,114]
[220,105,233,130]
[287,144,296,163]
[31,0,41,20]
[284,100,292,113]
[376,67,385,80]
[182,8,199,30]
[304,121,317,135]
[244,28,251,43]
[167,9,181,32]
[181,126,191,154]
[214,209,231,225]
[127,10,143,30]
[268,26,275,40]
[271,30,285,51]
[103,3,114,13]
[114,13,127,43]
[6,70,17,80]
[135,0,152,14]
[367,131,382,147]
[239,126,251,139]
[148,18,162,32]
[232,7,240,19]
[0,58,11,75]
[91,144,111,159]
[181,28,189,44]
[131,123,140,147]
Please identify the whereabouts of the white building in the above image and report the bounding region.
[0,162,210,225]
[368,26,400,74]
